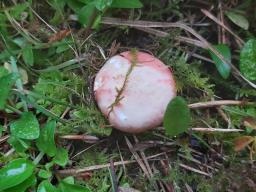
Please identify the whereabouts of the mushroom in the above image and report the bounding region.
[94,51,176,133]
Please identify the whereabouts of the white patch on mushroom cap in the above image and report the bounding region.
[94,51,176,133]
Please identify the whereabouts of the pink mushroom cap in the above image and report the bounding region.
[94,51,176,133]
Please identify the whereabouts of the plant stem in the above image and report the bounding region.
[10,56,28,112]
[6,104,22,114]
[33,151,45,165]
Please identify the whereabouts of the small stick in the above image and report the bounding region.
[188,100,255,109]
[178,153,217,171]
[179,163,212,177]
[0,135,10,144]
[191,128,243,132]
[201,9,244,47]
[125,136,151,179]
[59,134,99,143]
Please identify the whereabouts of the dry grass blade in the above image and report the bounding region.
[59,134,99,143]
[191,128,243,132]
[124,136,151,179]
[201,9,244,47]
[188,100,255,109]
[179,163,212,177]
[134,27,206,48]
[109,158,118,192]
[0,135,10,144]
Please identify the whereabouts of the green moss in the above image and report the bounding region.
[159,49,214,98]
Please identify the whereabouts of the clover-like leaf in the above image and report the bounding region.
[10,112,40,140]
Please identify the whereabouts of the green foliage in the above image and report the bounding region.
[37,180,58,192]
[8,136,31,153]
[164,96,191,137]
[3,174,36,192]
[67,0,143,27]
[36,120,57,157]
[64,107,111,136]
[0,73,18,109]
[10,112,40,140]
[33,71,80,116]
[240,39,256,80]
[52,148,69,167]
[223,106,256,127]
[0,158,35,191]
[111,0,143,8]
[38,169,52,179]
[59,180,91,192]
[209,44,231,79]
[162,51,214,95]
[22,45,34,66]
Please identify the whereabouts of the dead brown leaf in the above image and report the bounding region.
[48,29,72,43]
[242,117,256,130]
[234,136,255,152]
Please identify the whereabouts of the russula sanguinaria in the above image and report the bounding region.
[94,51,176,133]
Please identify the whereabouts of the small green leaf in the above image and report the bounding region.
[0,67,9,78]
[53,148,68,167]
[56,43,70,53]
[58,181,91,192]
[62,176,75,184]
[0,158,35,191]
[10,112,40,140]
[36,120,57,157]
[111,0,143,8]
[0,125,3,137]
[38,169,52,179]
[4,174,36,192]
[225,11,249,30]
[163,96,190,137]
[13,37,26,48]
[8,136,31,153]
[10,3,28,20]
[37,180,58,192]
[78,3,97,26]
[22,45,34,66]
[0,73,19,109]
[94,0,112,10]
[240,39,256,81]
[209,44,231,79]
[67,0,85,12]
